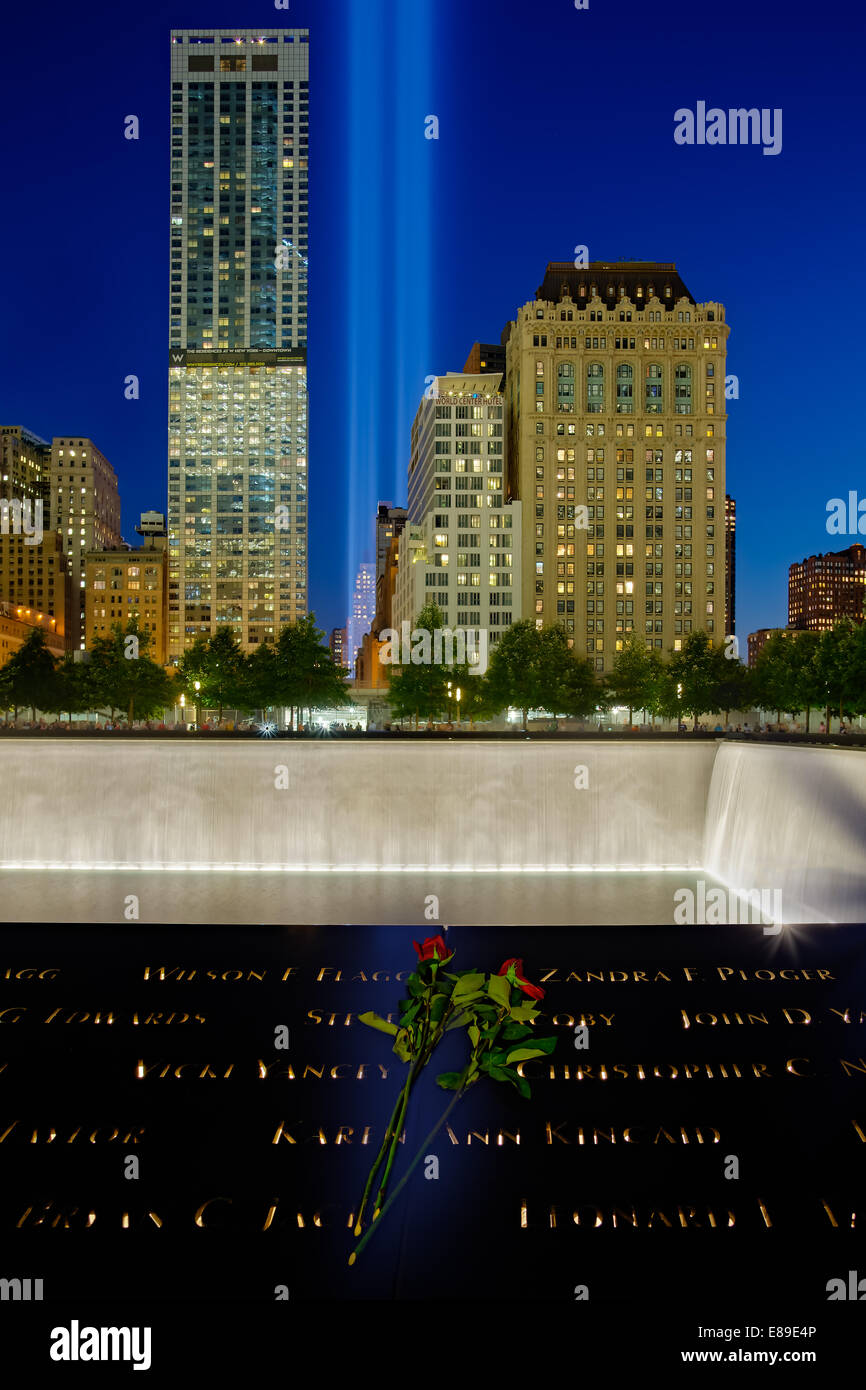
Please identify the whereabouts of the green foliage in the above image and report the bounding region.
[668,631,730,726]
[86,619,174,725]
[0,627,58,718]
[176,627,247,721]
[385,603,451,725]
[485,619,600,728]
[607,631,656,722]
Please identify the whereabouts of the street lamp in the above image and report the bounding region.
[193,680,202,727]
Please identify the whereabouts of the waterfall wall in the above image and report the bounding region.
[703,741,866,922]
[2,739,864,919]
[0,739,715,871]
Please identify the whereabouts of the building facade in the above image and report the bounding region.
[85,527,169,665]
[1,426,52,524]
[725,494,736,636]
[347,562,375,673]
[0,600,67,666]
[0,532,71,649]
[747,627,786,667]
[503,261,727,672]
[393,372,522,651]
[167,28,309,660]
[50,437,121,650]
[463,342,505,382]
[329,626,347,669]
[375,503,407,590]
[788,543,866,631]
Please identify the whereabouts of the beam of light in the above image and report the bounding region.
[391,0,434,503]
[344,0,435,620]
[346,0,385,610]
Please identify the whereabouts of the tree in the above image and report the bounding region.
[486,620,599,728]
[667,631,722,729]
[177,627,248,724]
[1,627,58,720]
[485,620,544,730]
[53,655,93,723]
[273,613,349,727]
[245,638,280,719]
[752,631,795,723]
[608,632,656,725]
[713,654,752,726]
[87,620,173,725]
[385,604,451,728]
[815,620,858,730]
[785,631,823,732]
[538,627,599,724]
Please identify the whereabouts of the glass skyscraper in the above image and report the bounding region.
[167,28,309,659]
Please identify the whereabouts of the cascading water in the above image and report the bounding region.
[703,741,866,923]
[0,739,714,870]
[1,738,863,922]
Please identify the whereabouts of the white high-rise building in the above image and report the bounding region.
[347,562,375,671]
[166,28,309,659]
[393,373,522,646]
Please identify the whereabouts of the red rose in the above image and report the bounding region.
[413,935,453,964]
[497,957,545,1001]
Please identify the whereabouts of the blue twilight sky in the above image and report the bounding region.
[0,0,863,643]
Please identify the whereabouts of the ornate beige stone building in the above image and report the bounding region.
[503,261,727,673]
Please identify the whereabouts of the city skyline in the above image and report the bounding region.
[0,0,863,647]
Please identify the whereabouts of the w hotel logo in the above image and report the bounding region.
[1,1276,43,1300]
[169,350,186,366]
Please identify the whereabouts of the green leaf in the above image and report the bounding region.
[436,1071,463,1090]
[452,972,485,999]
[392,1028,414,1062]
[515,1074,531,1100]
[505,1047,546,1064]
[501,1022,533,1041]
[487,974,511,1009]
[430,994,447,1023]
[407,975,426,998]
[357,1011,399,1036]
[488,1064,511,1083]
[509,1003,539,1022]
[468,1024,480,1047]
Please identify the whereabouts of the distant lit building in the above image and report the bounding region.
[166,27,310,659]
[789,543,866,631]
[0,599,67,666]
[1,425,51,524]
[0,531,71,647]
[375,503,407,588]
[85,515,169,664]
[347,562,375,671]
[357,514,406,688]
[502,261,727,670]
[50,437,122,649]
[329,626,347,668]
[393,371,521,647]
[747,627,787,667]
[725,494,736,635]
[463,342,506,385]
